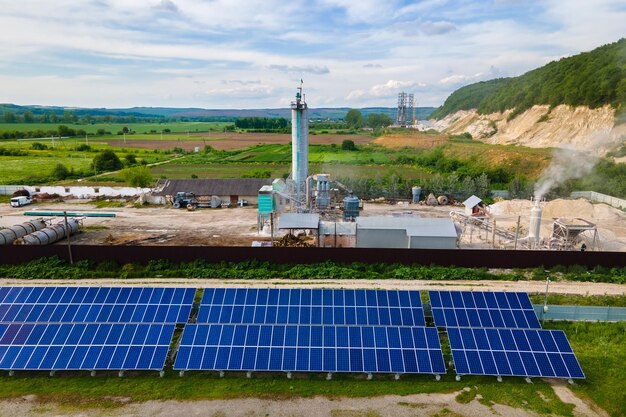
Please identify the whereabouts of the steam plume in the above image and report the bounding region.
[533,131,619,200]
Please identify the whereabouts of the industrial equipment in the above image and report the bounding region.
[0,219,47,245]
[172,192,198,209]
[16,218,80,245]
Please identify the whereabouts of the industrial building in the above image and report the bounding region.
[356,217,458,249]
[153,178,272,206]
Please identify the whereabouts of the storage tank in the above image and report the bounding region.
[343,194,360,221]
[528,200,542,247]
[17,219,80,245]
[0,219,47,245]
[316,174,330,210]
[411,186,421,203]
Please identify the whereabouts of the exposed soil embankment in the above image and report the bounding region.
[432,105,623,155]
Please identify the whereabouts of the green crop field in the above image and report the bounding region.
[0,121,230,134]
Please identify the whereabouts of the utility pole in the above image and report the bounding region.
[64,211,73,265]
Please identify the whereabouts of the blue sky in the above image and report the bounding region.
[0,0,624,109]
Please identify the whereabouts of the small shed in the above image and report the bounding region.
[356,216,458,249]
[463,195,488,216]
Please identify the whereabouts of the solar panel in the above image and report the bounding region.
[174,324,445,374]
[0,322,174,370]
[0,287,196,323]
[429,291,540,329]
[197,289,425,326]
[447,327,584,379]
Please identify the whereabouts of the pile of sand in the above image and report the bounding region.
[490,198,625,221]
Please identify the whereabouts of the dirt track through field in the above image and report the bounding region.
[0,388,607,417]
[101,132,374,151]
[0,278,623,296]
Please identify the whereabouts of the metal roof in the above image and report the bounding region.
[278,213,320,230]
[357,216,458,238]
[153,179,272,196]
[462,195,483,208]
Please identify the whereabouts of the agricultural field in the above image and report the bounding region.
[0,121,230,134]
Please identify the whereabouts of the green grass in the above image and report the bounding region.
[530,293,626,307]
[549,321,626,417]
[0,155,93,184]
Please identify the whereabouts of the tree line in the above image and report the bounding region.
[234,117,289,130]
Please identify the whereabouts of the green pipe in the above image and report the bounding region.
[23,211,116,218]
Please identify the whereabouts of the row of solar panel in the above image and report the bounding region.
[0,323,174,347]
[175,346,445,374]
[180,324,442,350]
[0,344,169,370]
[431,307,540,329]
[197,305,425,326]
[448,328,584,379]
[0,287,196,306]
[175,325,445,374]
[429,291,534,310]
[0,303,191,324]
[201,288,423,308]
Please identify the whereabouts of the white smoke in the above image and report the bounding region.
[533,147,597,200]
[533,131,620,200]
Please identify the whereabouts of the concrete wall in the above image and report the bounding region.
[357,229,408,248]
[26,186,150,197]
[409,236,457,249]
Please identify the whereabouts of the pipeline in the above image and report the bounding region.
[16,219,80,245]
[0,219,47,245]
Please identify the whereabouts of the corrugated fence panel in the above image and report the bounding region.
[533,305,626,322]
[0,246,624,268]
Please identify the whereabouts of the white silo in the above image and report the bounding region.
[528,199,542,247]
[291,85,309,211]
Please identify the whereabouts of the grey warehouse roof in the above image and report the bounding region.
[153,178,272,196]
[278,213,320,230]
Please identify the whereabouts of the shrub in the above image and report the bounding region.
[121,166,153,187]
[92,150,123,172]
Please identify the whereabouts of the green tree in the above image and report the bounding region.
[92,150,123,172]
[23,111,34,123]
[2,112,16,123]
[341,139,357,151]
[51,163,70,180]
[365,113,393,129]
[124,153,137,166]
[345,109,364,129]
[122,166,153,187]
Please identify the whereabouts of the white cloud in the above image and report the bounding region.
[347,80,426,100]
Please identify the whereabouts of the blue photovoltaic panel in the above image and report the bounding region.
[174,324,445,375]
[0,322,174,370]
[447,327,584,379]
[196,289,425,326]
[429,291,540,329]
[0,287,196,323]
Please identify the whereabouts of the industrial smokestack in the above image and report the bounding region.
[528,199,542,248]
[291,84,309,212]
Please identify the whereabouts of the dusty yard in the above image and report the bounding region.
[99,132,374,152]
[0,198,624,250]
[0,384,608,417]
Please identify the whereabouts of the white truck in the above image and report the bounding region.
[10,196,32,207]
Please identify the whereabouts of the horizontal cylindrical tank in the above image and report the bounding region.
[343,194,360,220]
[0,219,47,245]
[437,195,449,205]
[17,219,80,245]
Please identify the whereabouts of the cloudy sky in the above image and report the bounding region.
[1,0,624,109]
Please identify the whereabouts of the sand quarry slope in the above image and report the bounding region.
[432,105,624,156]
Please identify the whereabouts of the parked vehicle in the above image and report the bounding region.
[172,192,198,209]
[10,196,32,207]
